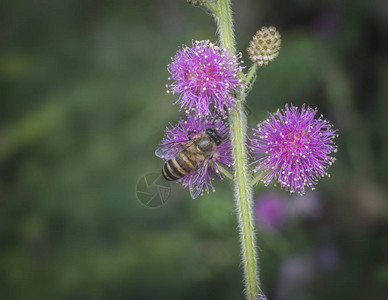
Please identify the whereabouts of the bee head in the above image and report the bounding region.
[205,128,222,146]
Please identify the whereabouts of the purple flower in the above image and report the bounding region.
[250,104,338,194]
[156,113,232,198]
[255,192,288,231]
[275,255,315,300]
[314,244,341,272]
[289,190,322,220]
[166,40,244,117]
[314,11,339,39]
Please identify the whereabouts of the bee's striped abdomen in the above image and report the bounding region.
[177,150,197,172]
[162,160,179,181]
[162,150,197,181]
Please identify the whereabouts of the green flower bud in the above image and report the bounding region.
[186,0,206,7]
[248,26,281,67]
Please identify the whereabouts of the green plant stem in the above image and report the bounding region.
[244,64,258,93]
[203,1,218,16]
[250,169,269,187]
[245,63,257,86]
[216,0,262,299]
[215,162,234,181]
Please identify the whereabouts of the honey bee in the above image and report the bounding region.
[155,128,222,199]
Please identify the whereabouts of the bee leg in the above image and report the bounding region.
[187,130,197,140]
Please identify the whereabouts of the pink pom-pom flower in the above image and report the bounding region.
[166,40,244,117]
[250,104,338,194]
[156,113,232,198]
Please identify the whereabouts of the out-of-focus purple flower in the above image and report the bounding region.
[166,40,244,117]
[255,192,288,230]
[157,113,232,197]
[314,11,339,38]
[275,246,341,299]
[314,244,341,272]
[289,190,322,220]
[275,255,315,300]
[250,104,338,194]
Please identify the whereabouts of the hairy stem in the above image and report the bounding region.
[203,1,218,16]
[216,0,262,299]
[246,64,257,84]
[245,63,258,92]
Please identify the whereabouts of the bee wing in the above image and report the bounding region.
[154,142,182,160]
[188,157,211,199]
[189,183,203,199]
[155,145,171,159]
[155,138,199,160]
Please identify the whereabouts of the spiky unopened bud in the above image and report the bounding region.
[186,0,206,6]
[248,26,281,67]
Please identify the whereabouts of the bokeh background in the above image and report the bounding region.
[1,0,387,299]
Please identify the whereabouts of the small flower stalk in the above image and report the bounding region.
[248,26,281,67]
[155,0,338,299]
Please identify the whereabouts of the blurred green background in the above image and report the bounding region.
[1,0,387,299]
